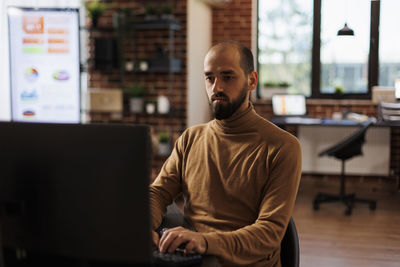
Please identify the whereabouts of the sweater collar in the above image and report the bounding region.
[212,103,257,133]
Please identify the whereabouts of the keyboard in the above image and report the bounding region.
[152,228,203,266]
[152,248,202,266]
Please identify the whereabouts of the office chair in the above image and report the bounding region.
[313,118,377,215]
[280,217,299,267]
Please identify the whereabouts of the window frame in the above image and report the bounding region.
[257,0,381,99]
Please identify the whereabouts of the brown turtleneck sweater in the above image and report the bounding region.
[149,104,302,266]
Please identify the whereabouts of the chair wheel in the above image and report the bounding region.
[369,202,376,210]
[345,208,352,216]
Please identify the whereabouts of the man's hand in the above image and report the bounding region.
[158,226,207,254]
[152,230,160,246]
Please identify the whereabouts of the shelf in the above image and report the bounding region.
[80,26,115,32]
[81,19,181,32]
[134,19,181,31]
[134,58,182,73]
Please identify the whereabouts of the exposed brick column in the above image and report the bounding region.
[211,0,253,48]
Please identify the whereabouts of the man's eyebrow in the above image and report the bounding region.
[204,70,236,76]
[220,70,235,75]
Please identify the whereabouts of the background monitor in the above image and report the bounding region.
[7,7,81,123]
[0,122,152,266]
[272,94,307,116]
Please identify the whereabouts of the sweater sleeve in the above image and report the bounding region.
[202,136,302,265]
[149,135,185,231]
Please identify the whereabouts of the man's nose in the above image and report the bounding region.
[212,78,224,93]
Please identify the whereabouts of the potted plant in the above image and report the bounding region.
[333,85,345,98]
[145,3,158,21]
[160,3,174,20]
[85,0,109,28]
[158,131,171,156]
[126,83,146,113]
[261,81,291,99]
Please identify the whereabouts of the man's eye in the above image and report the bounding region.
[223,76,233,81]
[205,76,214,82]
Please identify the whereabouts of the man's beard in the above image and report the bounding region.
[210,83,248,120]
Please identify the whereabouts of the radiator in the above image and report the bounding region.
[298,126,390,176]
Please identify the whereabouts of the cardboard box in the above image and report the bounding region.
[372,86,395,104]
[89,89,123,112]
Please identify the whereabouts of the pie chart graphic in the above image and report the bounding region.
[24,67,39,82]
[22,110,36,117]
[53,70,70,81]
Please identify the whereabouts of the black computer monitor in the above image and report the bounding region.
[0,122,152,266]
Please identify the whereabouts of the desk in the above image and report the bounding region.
[271,117,400,127]
[270,117,393,177]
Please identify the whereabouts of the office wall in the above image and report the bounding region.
[187,0,211,127]
[211,0,252,48]
[255,99,400,182]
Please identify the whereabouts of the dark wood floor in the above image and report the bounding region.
[292,175,400,267]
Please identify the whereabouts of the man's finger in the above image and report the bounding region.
[159,228,188,253]
[152,231,159,246]
[167,233,188,253]
[159,230,176,252]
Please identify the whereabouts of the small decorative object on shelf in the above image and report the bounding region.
[138,59,149,71]
[157,95,170,114]
[84,0,109,28]
[145,3,158,21]
[112,7,131,29]
[146,99,157,114]
[161,3,174,20]
[333,85,345,99]
[126,83,146,113]
[158,131,171,156]
[125,60,134,72]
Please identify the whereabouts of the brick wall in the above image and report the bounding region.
[86,0,399,185]
[211,0,252,47]
[85,0,187,180]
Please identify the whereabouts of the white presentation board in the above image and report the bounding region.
[8,7,80,123]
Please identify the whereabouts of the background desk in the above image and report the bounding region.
[271,117,392,177]
[270,117,400,127]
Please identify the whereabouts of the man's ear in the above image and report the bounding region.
[247,71,258,91]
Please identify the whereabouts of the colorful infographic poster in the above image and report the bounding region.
[8,7,80,123]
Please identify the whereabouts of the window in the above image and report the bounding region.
[258,0,398,99]
[320,0,370,94]
[257,0,313,98]
[379,0,400,87]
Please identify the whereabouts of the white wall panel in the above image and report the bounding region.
[299,126,390,176]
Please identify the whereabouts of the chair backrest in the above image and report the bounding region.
[318,118,375,160]
[280,217,299,267]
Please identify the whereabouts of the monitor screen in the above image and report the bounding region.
[0,122,152,266]
[7,7,81,123]
[272,94,307,116]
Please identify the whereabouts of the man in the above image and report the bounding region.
[150,40,302,266]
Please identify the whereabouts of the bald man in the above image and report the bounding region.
[149,41,302,267]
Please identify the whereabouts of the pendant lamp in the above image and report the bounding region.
[337,23,354,36]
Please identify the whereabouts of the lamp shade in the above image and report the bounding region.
[337,23,354,36]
